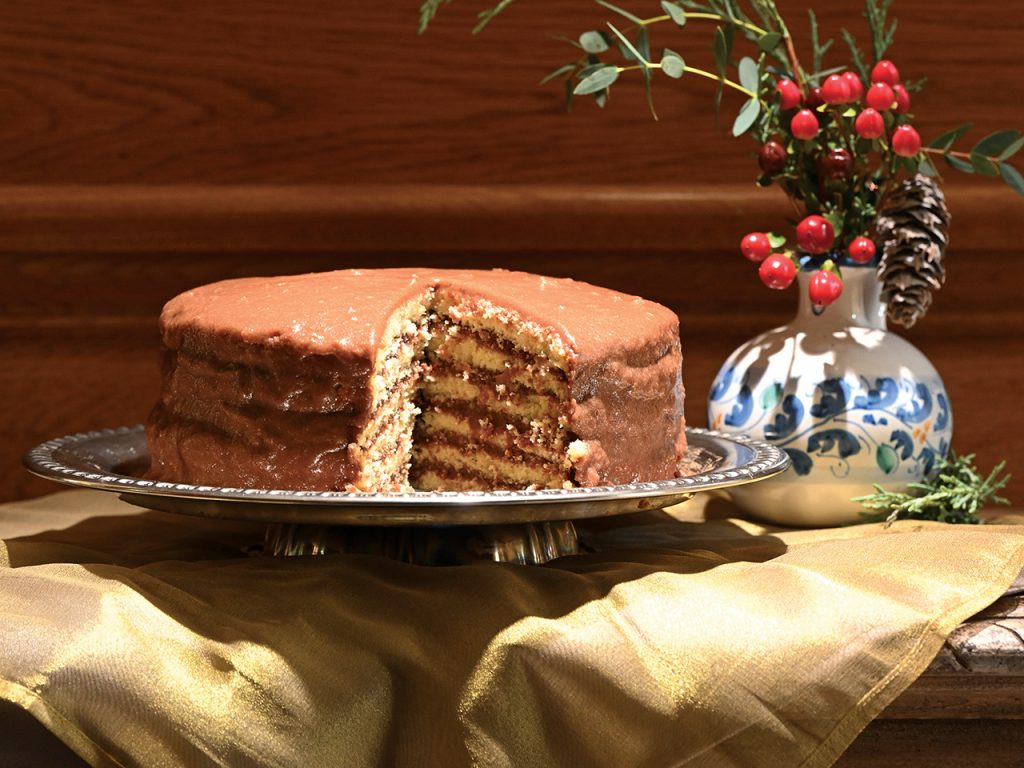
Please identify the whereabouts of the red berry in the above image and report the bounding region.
[819,147,853,179]
[847,236,877,264]
[809,270,843,307]
[776,78,802,110]
[842,71,864,102]
[821,73,852,104]
[892,124,922,157]
[855,108,885,139]
[790,109,819,140]
[892,83,910,114]
[741,232,773,262]
[758,254,797,290]
[805,87,825,109]
[796,215,835,255]
[865,82,895,111]
[758,140,788,174]
[871,60,900,86]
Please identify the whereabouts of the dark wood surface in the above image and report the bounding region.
[0,1,1019,184]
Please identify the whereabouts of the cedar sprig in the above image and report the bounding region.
[856,453,1011,526]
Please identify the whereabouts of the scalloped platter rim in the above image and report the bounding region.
[23,426,789,526]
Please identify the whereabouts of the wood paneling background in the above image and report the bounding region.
[1,0,1022,503]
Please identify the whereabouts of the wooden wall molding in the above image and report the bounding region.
[0,182,1019,254]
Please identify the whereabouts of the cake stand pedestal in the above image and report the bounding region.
[262,520,585,564]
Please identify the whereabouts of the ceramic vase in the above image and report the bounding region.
[707,265,952,526]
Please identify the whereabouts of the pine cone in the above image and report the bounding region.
[876,174,952,327]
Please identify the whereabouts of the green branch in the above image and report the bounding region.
[617,63,757,99]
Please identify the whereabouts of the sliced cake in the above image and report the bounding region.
[145,268,686,491]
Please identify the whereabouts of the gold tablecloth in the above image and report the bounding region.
[1,490,1022,767]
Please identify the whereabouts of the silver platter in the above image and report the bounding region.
[23,426,788,526]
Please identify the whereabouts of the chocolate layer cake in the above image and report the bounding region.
[145,268,686,491]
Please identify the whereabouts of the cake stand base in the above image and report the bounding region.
[262,520,580,565]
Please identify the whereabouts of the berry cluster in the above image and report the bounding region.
[773,60,920,156]
[744,58,922,308]
[741,213,874,307]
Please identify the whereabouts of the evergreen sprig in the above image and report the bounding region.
[864,0,897,61]
[418,0,451,34]
[855,453,1011,526]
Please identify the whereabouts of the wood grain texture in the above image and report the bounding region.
[0,1,1020,185]
[836,719,1024,767]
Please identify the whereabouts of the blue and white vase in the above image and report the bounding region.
[707,265,952,526]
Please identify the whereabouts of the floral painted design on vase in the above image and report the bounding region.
[707,265,952,526]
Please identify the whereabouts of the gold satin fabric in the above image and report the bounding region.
[0,489,1022,768]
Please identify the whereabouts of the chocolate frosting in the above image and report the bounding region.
[147,268,686,490]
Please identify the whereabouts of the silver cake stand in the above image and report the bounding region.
[24,426,789,565]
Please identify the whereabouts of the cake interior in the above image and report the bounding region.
[348,288,577,492]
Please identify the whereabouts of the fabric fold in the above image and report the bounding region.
[0,490,1021,768]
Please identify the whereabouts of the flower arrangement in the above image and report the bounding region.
[421,0,1024,324]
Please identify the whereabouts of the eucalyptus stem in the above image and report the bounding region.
[921,146,999,163]
[637,12,768,37]
[618,63,757,99]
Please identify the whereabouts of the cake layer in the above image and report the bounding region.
[411,442,567,491]
[415,409,567,464]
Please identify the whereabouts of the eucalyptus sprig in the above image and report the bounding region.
[419,0,1024,308]
[855,453,1011,526]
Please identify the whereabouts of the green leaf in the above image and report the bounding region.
[760,383,782,410]
[607,22,648,64]
[841,107,857,118]
[731,97,760,137]
[738,56,758,92]
[661,0,686,26]
[970,151,1000,176]
[767,233,786,248]
[944,154,974,173]
[973,130,1022,158]
[418,0,450,34]
[594,0,643,25]
[918,154,939,177]
[540,63,576,85]
[927,122,972,151]
[637,27,651,62]
[594,88,608,108]
[472,0,516,34]
[712,26,728,125]
[579,30,609,53]
[576,63,607,80]
[876,444,899,475]
[999,136,1024,161]
[904,76,927,93]
[822,210,844,239]
[807,9,832,74]
[712,26,728,75]
[642,66,658,120]
[574,65,619,95]
[551,35,585,50]
[840,28,869,83]
[758,31,782,53]
[660,50,686,79]
[1001,162,1024,196]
